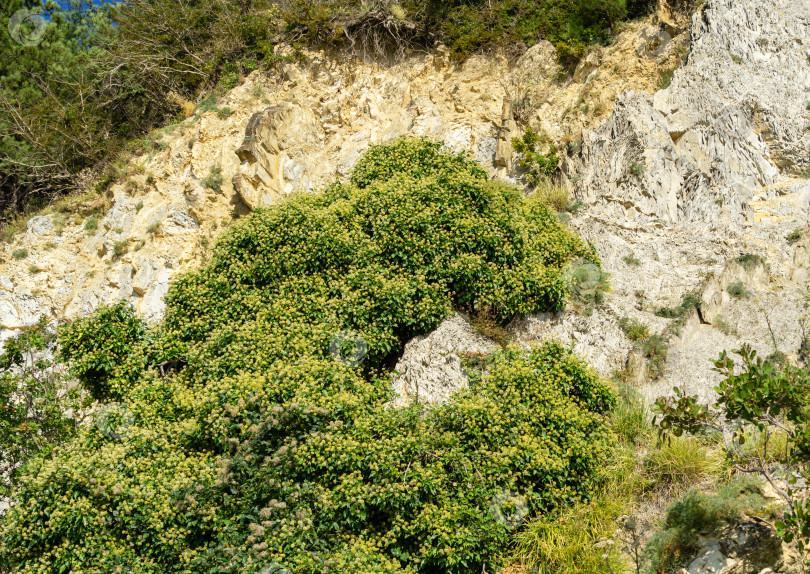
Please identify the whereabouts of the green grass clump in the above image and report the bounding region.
[643,435,723,488]
[11,248,28,260]
[619,317,650,342]
[533,180,570,212]
[727,281,750,299]
[611,385,654,447]
[52,213,68,236]
[1,138,613,573]
[84,214,99,234]
[513,493,628,574]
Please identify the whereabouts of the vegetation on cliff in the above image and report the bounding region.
[0,139,616,573]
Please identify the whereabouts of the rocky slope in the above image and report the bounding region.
[0,0,808,411]
[567,0,810,403]
[0,0,687,343]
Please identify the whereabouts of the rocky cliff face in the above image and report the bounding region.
[0,0,807,410]
[566,0,810,403]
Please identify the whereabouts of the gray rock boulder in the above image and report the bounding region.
[26,216,52,236]
[389,314,498,408]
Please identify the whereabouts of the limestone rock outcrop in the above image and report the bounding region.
[573,0,809,228]
[562,0,810,403]
[389,314,498,408]
[233,103,323,209]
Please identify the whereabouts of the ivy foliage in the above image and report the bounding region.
[0,138,614,573]
[58,301,146,401]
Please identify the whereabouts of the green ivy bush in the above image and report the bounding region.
[0,138,614,573]
[58,300,146,401]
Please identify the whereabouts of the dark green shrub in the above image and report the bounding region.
[736,253,764,270]
[513,126,560,186]
[58,300,146,400]
[0,139,612,573]
[656,293,701,319]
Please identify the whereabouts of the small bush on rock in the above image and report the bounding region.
[727,281,750,299]
[201,165,224,193]
[512,126,560,187]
